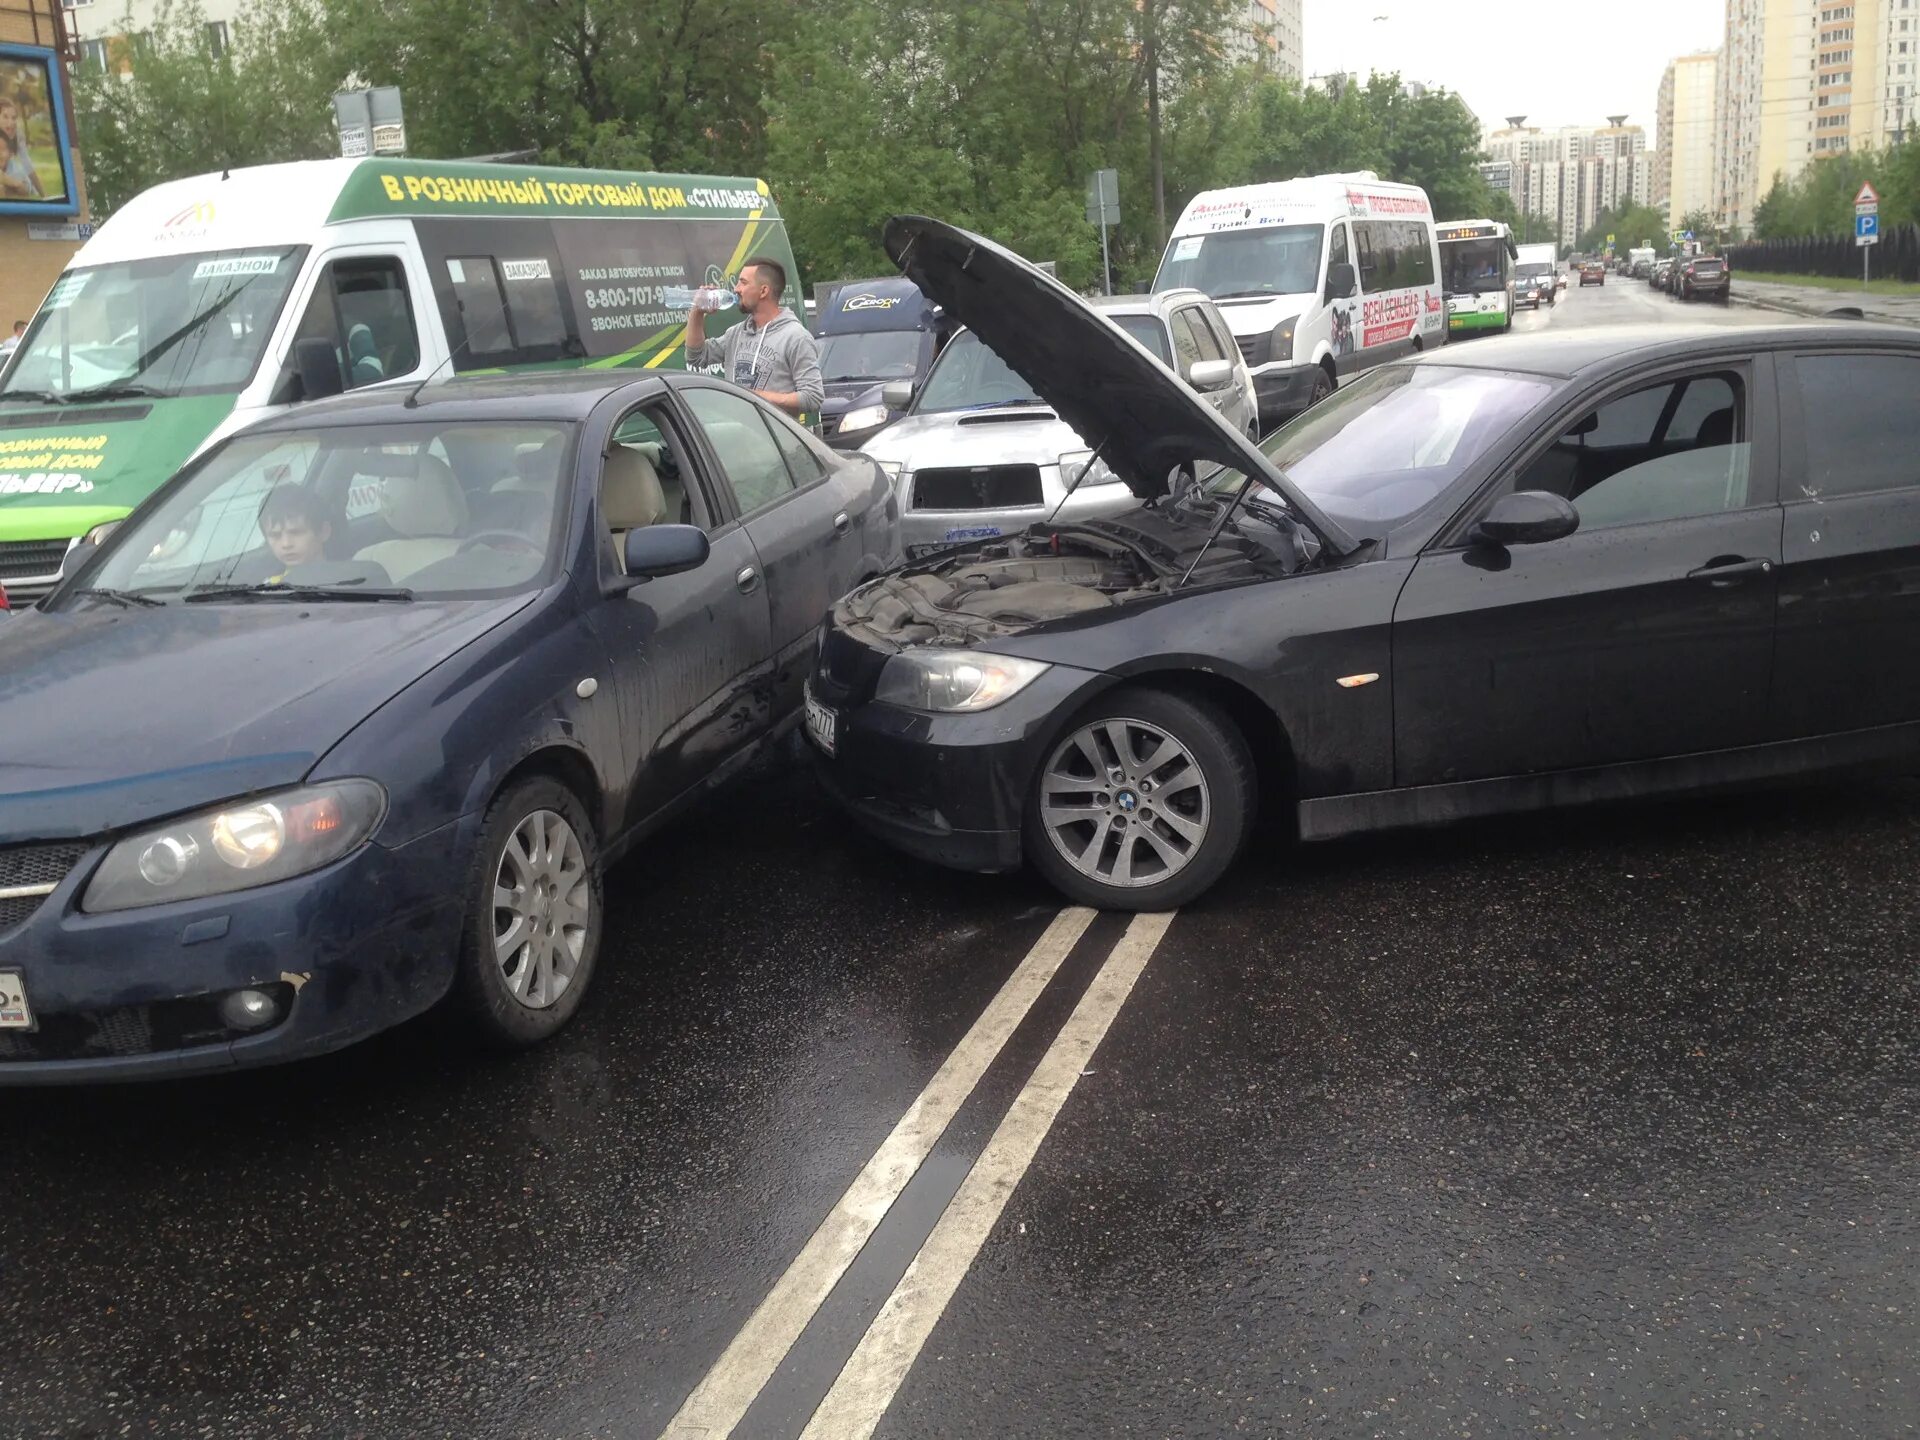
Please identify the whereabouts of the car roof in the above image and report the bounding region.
[1409,321,1920,381]
[246,369,688,433]
[1083,289,1211,319]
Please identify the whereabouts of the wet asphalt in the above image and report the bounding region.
[5,283,1916,1439]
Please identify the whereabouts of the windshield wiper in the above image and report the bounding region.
[61,382,168,403]
[967,397,1047,411]
[69,586,165,608]
[1212,289,1279,300]
[0,388,70,405]
[182,583,414,604]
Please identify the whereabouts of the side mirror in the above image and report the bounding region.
[1325,262,1357,302]
[615,524,711,590]
[1187,358,1234,391]
[1469,490,1579,548]
[881,380,916,411]
[59,539,96,579]
[293,337,345,402]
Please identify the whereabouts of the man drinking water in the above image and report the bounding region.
[686,257,823,422]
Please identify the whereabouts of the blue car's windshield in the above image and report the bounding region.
[66,420,577,604]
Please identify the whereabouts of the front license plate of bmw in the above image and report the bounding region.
[804,685,838,756]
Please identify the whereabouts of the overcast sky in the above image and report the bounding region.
[1304,0,1728,143]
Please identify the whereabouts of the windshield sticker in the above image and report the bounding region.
[841,292,900,312]
[446,258,466,283]
[192,256,280,281]
[501,259,553,281]
[44,272,90,307]
[1171,237,1203,261]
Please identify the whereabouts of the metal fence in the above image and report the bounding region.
[1729,223,1920,283]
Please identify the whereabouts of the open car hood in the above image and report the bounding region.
[883,215,1356,555]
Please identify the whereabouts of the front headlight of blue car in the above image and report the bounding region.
[83,780,388,913]
[875,651,1052,713]
[839,403,892,434]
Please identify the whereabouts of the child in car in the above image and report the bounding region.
[257,483,338,581]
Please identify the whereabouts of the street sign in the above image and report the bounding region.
[1857,213,1880,246]
[1085,169,1119,227]
[1606,233,1615,245]
[334,87,407,159]
[1085,169,1119,296]
[1855,181,1880,209]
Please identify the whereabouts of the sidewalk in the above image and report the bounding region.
[1731,276,1920,328]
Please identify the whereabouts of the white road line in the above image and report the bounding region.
[798,910,1176,1440]
[660,905,1098,1440]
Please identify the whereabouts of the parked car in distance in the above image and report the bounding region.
[858,288,1258,559]
[1678,255,1731,303]
[1651,258,1674,290]
[811,216,1920,912]
[0,370,898,1082]
[1579,261,1606,286]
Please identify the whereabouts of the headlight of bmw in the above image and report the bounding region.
[1058,449,1123,488]
[874,651,1051,713]
[838,403,891,434]
[1270,315,1300,363]
[83,780,388,913]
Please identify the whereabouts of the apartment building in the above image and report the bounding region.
[1224,0,1304,79]
[1656,51,1720,225]
[1718,0,1917,230]
[61,0,245,73]
[1482,117,1655,250]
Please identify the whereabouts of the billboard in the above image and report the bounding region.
[0,44,79,218]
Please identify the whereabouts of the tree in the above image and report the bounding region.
[1578,202,1667,256]
[324,0,776,174]
[72,0,341,217]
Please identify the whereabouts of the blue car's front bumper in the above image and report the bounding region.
[0,818,476,1085]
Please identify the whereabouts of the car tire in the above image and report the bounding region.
[1023,687,1256,912]
[450,777,604,1049]
[1308,367,1333,406]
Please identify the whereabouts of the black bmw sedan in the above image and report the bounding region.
[809,216,1920,911]
[0,371,896,1080]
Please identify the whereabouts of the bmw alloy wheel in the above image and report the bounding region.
[492,809,591,1009]
[1038,717,1212,889]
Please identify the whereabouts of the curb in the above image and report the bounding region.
[1730,290,1920,328]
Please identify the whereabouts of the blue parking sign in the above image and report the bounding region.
[1857,213,1879,239]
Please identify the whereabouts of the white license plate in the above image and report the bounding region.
[804,686,838,756]
[0,970,34,1030]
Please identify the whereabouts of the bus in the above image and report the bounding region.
[0,158,802,601]
[1437,219,1517,335]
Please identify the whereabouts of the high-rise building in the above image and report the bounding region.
[1718,0,1918,232]
[1482,117,1654,250]
[1656,51,1720,227]
[1226,0,1304,79]
[63,0,247,75]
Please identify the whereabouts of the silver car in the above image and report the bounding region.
[861,289,1259,557]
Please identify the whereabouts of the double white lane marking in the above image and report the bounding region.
[663,908,1174,1440]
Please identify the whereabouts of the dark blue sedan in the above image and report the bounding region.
[0,372,898,1082]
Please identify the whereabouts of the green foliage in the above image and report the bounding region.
[68,0,1519,292]
[1752,136,1920,239]
[73,0,341,216]
[1577,202,1670,256]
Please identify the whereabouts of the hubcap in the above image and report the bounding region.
[1038,717,1210,889]
[492,809,590,1010]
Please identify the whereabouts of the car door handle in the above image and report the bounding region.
[1687,556,1772,585]
[833,511,851,535]
[736,566,760,594]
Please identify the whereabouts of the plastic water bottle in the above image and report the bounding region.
[662,285,737,313]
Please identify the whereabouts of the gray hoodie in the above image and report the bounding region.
[686,307,824,415]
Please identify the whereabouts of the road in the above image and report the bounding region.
[6,283,1918,1440]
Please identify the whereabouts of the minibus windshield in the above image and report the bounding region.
[1,246,307,404]
[1154,224,1325,300]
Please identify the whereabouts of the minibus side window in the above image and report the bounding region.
[1326,223,1350,293]
[283,256,419,395]
[447,257,513,357]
